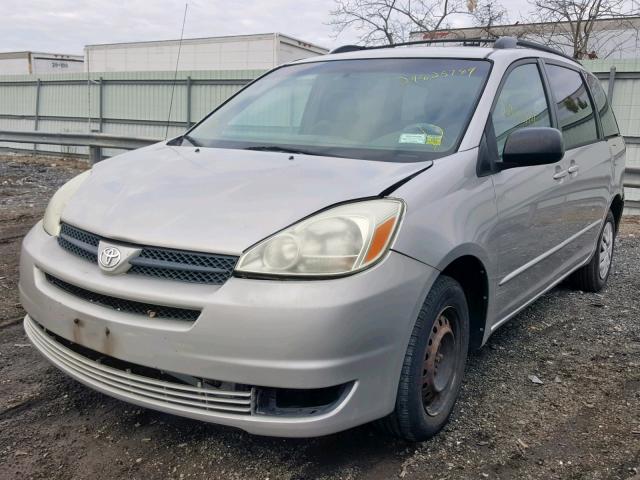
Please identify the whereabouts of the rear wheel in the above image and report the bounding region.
[377,276,469,441]
[570,211,616,292]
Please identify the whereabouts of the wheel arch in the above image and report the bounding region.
[610,194,624,234]
[440,254,489,350]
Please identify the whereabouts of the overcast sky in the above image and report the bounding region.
[2,0,532,54]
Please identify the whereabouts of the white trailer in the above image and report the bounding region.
[0,52,84,75]
[84,33,328,72]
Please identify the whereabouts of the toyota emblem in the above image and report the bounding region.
[99,246,122,269]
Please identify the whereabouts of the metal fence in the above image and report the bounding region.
[0,70,261,157]
[583,58,640,213]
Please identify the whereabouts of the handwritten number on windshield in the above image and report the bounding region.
[399,67,477,84]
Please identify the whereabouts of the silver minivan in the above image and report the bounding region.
[20,37,625,441]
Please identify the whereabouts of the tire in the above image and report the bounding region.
[570,210,616,292]
[377,275,470,441]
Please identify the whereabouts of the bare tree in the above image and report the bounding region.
[524,0,640,59]
[329,0,469,45]
[470,0,509,35]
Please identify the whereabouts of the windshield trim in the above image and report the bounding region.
[178,57,494,162]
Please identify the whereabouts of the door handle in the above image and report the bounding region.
[568,165,579,174]
[553,170,568,180]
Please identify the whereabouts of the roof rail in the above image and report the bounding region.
[493,36,578,62]
[514,38,578,63]
[329,37,497,54]
[329,36,579,64]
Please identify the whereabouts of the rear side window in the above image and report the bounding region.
[492,63,551,156]
[545,65,598,149]
[586,74,620,138]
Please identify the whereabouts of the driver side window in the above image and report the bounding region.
[492,63,552,157]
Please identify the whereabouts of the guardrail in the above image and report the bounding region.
[627,166,640,187]
[0,130,160,164]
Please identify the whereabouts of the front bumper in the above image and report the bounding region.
[19,222,438,436]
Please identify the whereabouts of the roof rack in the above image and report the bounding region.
[330,37,497,54]
[329,36,579,64]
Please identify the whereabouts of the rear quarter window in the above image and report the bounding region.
[586,74,620,138]
[546,65,599,149]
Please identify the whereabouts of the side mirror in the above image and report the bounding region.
[499,127,564,169]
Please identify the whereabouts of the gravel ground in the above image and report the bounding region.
[0,154,639,480]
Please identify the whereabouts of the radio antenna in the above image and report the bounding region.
[166,3,188,140]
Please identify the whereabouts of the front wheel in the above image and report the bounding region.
[377,276,469,441]
[570,211,616,292]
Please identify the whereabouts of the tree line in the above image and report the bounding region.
[329,0,640,59]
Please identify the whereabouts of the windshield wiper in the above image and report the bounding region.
[181,134,200,147]
[244,145,321,156]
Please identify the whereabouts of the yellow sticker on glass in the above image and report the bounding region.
[426,135,442,146]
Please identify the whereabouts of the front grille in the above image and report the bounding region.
[45,273,200,322]
[129,247,238,284]
[25,317,254,416]
[57,223,238,285]
[58,223,99,262]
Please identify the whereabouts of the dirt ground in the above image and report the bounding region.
[0,153,639,480]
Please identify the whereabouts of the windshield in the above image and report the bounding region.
[187,58,491,162]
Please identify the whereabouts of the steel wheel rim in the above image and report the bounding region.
[422,306,459,417]
[599,222,613,280]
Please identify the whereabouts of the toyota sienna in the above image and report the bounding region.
[20,37,625,441]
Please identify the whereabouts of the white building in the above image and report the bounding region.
[0,51,84,75]
[409,17,640,59]
[84,33,328,72]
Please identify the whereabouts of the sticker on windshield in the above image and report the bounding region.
[399,124,443,147]
[399,133,428,144]
[425,134,442,146]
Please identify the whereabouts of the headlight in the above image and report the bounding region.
[235,199,404,277]
[43,170,91,236]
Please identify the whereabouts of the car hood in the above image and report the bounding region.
[62,143,432,255]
